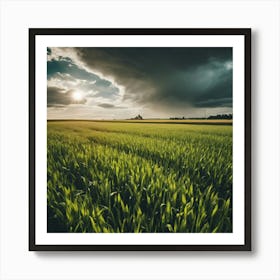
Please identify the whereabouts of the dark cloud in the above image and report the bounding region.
[47,86,86,107]
[76,47,232,109]
[98,103,115,108]
[97,103,127,109]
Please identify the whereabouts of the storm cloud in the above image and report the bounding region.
[75,47,232,109]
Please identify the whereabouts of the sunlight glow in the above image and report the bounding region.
[73,91,83,101]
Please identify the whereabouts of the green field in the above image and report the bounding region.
[47,120,232,233]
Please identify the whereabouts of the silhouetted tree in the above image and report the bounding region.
[131,114,143,120]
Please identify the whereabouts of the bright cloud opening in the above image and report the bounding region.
[73,91,83,101]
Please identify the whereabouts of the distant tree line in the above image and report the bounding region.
[207,114,232,120]
[169,117,187,120]
[169,114,232,120]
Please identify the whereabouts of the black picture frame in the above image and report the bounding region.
[29,28,251,251]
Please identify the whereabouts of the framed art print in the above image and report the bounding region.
[29,28,251,251]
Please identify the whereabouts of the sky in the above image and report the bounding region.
[47,47,232,119]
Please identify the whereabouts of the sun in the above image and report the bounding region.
[73,91,83,101]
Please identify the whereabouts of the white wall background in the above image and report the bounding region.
[0,0,279,279]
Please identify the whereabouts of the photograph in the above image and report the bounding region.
[47,46,233,234]
[29,29,251,250]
